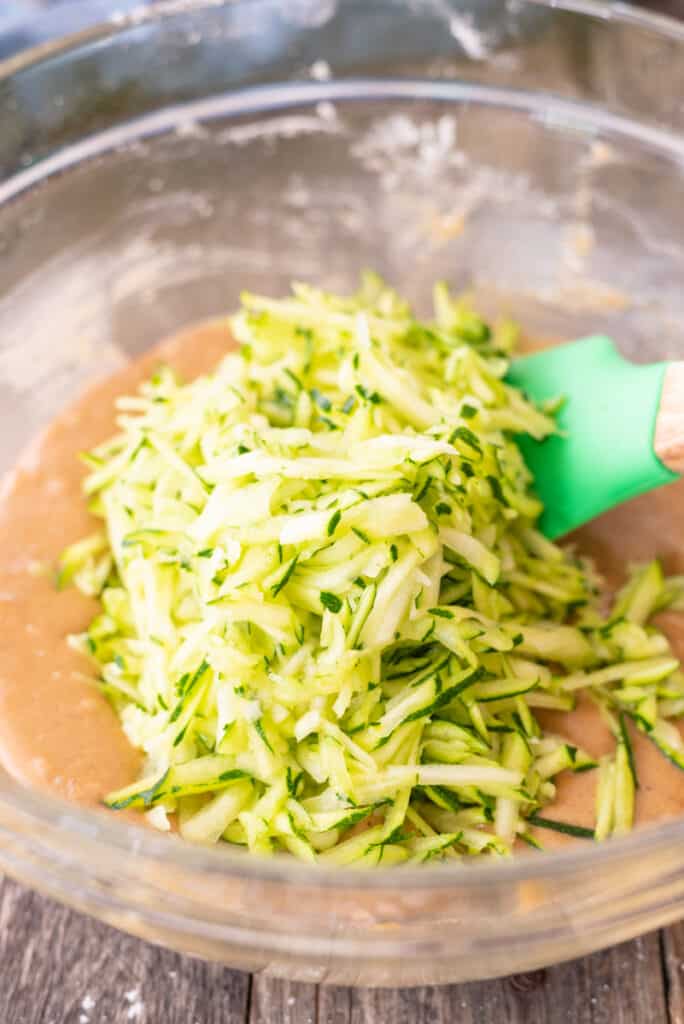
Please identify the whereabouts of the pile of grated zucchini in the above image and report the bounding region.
[60,274,684,863]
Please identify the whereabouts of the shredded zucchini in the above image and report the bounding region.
[59,274,684,862]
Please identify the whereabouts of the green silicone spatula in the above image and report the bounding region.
[506,335,684,539]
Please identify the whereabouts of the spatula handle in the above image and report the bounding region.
[654,363,684,473]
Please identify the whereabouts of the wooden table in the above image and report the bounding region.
[3,872,684,1024]
[4,0,684,1020]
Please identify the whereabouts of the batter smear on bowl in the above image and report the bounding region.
[2,276,684,862]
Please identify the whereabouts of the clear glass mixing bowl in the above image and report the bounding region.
[2,0,684,986]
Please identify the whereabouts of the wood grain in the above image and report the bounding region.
[317,988,352,1024]
[662,922,684,1024]
[0,874,675,1024]
[0,876,250,1024]
[350,933,667,1024]
[250,978,317,1024]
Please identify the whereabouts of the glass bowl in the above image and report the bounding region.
[2,0,684,987]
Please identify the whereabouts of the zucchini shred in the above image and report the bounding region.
[59,274,684,864]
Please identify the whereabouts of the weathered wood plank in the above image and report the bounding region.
[0,875,250,1024]
[317,986,352,1024]
[249,976,317,1024]
[350,932,668,1024]
[662,922,684,1024]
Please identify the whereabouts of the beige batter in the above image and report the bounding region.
[0,320,683,848]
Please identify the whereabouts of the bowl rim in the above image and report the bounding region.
[2,0,684,893]
[2,0,684,84]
